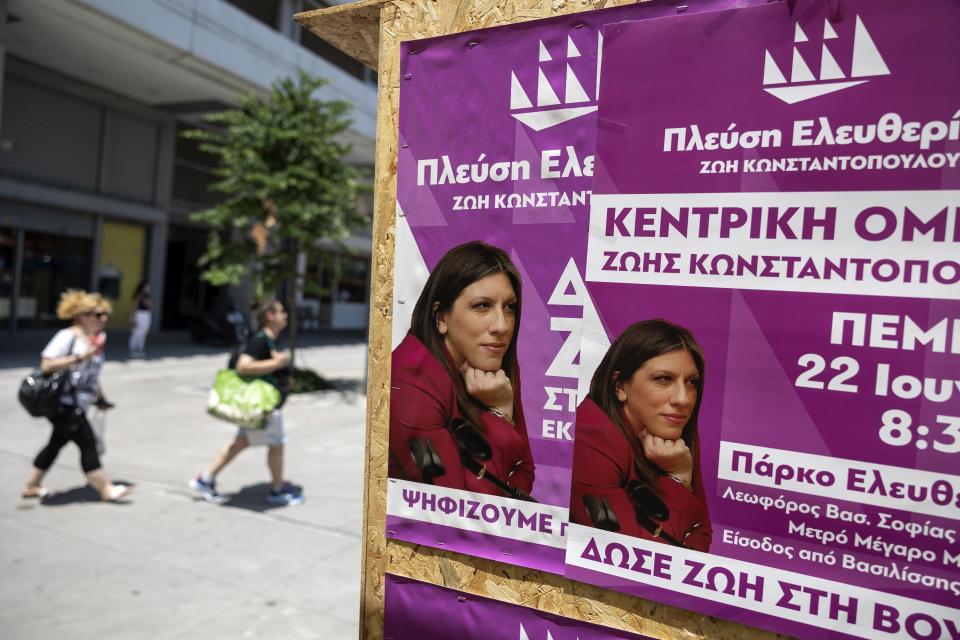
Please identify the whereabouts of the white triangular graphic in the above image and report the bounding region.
[539,40,552,63]
[851,16,890,77]
[823,19,838,39]
[595,32,603,100]
[819,44,845,80]
[510,72,533,110]
[567,35,581,58]
[537,69,560,107]
[546,631,555,640]
[765,80,867,104]
[512,106,597,131]
[564,64,590,104]
[548,259,588,306]
[794,23,809,43]
[763,50,787,85]
[577,286,610,403]
[392,203,429,350]
[790,47,815,82]
[518,624,531,640]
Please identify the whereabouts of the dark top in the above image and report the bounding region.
[389,333,535,497]
[570,398,712,552]
[137,293,152,311]
[243,330,292,407]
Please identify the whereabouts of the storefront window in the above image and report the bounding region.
[0,227,14,325]
[19,231,92,329]
[337,255,369,304]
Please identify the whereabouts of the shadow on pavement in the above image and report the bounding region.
[315,378,365,397]
[218,482,305,513]
[37,481,135,506]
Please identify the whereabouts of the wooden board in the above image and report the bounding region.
[294,0,385,69]
[296,2,789,639]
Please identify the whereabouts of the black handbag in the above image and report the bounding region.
[17,334,76,418]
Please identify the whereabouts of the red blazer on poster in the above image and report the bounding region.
[570,398,712,552]
[389,333,535,496]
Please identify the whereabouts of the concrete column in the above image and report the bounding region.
[10,226,22,333]
[277,0,302,40]
[0,0,8,132]
[150,121,176,331]
[147,220,168,333]
[90,214,103,290]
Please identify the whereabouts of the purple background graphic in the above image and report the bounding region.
[392,1,767,572]
[384,573,653,640]
[567,0,960,636]
[593,0,960,196]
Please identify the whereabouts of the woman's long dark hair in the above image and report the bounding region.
[588,319,705,495]
[410,241,522,431]
[132,281,148,299]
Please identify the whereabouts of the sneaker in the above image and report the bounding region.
[189,475,225,504]
[266,483,304,507]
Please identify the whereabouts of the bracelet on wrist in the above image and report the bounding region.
[665,472,694,493]
[487,407,514,425]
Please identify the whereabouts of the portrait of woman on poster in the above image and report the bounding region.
[389,241,535,498]
[570,319,711,551]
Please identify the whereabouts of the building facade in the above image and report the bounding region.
[0,0,376,334]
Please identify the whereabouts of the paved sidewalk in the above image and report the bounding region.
[0,338,367,639]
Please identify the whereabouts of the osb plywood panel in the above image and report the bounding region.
[298,0,634,70]
[310,1,790,639]
[294,0,385,69]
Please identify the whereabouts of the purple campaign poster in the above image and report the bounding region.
[386,1,762,574]
[563,1,960,638]
[384,573,653,640]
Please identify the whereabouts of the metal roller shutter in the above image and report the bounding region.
[102,111,158,204]
[0,79,102,191]
[0,200,95,238]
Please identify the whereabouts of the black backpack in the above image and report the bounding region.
[227,342,246,370]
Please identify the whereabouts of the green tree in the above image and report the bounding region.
[184,70,365,357]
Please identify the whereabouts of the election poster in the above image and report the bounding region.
[386,1,760,574]
[383,573,654,640]
[563,1,960,638]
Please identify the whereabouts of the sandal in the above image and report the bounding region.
[21,486,51,499]
[103,484,133,502]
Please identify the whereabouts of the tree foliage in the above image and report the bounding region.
[184,70,366,300]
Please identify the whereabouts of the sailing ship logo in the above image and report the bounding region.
[763,16,890,104]
[510,34,601,131]
[518,623,578,640]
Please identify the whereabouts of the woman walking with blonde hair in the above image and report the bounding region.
[21,289,132,502]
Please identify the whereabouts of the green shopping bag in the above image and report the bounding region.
[206,369,281,429]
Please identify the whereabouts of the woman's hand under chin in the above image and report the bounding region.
[638,429,693,484]
[461,362,514,419]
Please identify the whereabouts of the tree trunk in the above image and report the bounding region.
[288,239,300,366]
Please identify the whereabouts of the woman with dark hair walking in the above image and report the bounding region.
[570,319,711,551]
[389,241,535,498]
[189,299,302,506]
[129,281,152,358]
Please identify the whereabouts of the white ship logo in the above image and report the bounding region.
[763,16,890,104]
[510,35,601,131]
[519,623,579,640]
